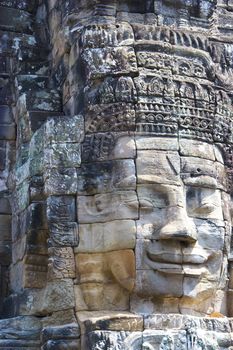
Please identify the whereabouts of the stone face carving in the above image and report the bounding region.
[1,0,233,349]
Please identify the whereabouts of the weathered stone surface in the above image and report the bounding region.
[48,246,75,280]
[136,136,179,151]
[75,250,135,310]
[82,133,136,162]
[45,115,84,143]
[0,105,13,124]
[0,214,11,240]
[82,47,138,79]
[0,316,41,349]
[179,139,215,160]
[81,23,134,48]
[75,220,136,253]
[41,323,80,345]
[1,0,233,348]
[77,191,139,223]
[42,309,77,328]
[0,196,11,214]
[49,222,78,247]
[85,103,136,133]
[44,167,78,195]
[136,150,181,185]
[77,159,136,195]
[82,330,142,350]
[41,279,75,314]
[0,7,33,33]
[10,256,48,291]
[47,195,76,222]
[44,142,81,168]
[77,311,143,334]
[20,202,48,237]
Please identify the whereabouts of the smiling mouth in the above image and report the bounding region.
[146,251,210,276]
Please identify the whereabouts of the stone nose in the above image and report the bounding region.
[158,207,197,243]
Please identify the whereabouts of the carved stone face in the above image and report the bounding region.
[75,136,232,316]
[133,136,230,315]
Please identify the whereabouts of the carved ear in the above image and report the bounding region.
[106,250,135,292]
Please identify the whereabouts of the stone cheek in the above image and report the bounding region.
[2,0,233,348]
[75,250,136,311]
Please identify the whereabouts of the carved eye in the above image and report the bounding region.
[139,192,169,211]
[186,187,218,216]
[140,199,154,211]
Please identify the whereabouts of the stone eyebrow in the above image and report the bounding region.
[183,175,218,188]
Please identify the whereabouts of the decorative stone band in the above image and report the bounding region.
[81,313,233,350]
[81,129,233,195]
[84,103,232,142]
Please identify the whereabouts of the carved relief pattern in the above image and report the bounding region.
[1,0,233,349]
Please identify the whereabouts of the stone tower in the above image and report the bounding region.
[0,0,233,349]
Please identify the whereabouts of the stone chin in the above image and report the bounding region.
[134,217,226,314]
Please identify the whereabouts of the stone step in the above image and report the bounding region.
[0,6,33,34]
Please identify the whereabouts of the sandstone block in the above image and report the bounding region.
[44,168,77,195]
[76,250,135,290]
[41,323,80,344]
[45,115,84,143]
[82,134,136,162]
[136,136,178,150]
[76,220,136,253]
[49,222,79,247]
[0,197,11,214]
[48,247,76,280]
[45,142,81,168]
[42,309,77,328]
[12,235,26,264]
[85,103,136,133]
[47,195,76,223]
[82,330,142,350]
[136,150,181,185]
[77,191,138,223]
[41,279,75,314]
[77,311,143,334]
[134,268,183,298]
[20,203,48,237]
[75,250,135,311]
[11,181,29,214]
[77,282,130,311]
[77,159,136,195]
[179,138,215,160]
[186,187,224,220]
[82,47,138,79]
[81,23,134,48]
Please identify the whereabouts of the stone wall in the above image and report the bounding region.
[0,0,233,349]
